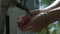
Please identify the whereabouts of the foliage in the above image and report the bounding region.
[42,0,55,5]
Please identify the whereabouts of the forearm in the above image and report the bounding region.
[46,7,60,25]
[42,0,60,11]
[23,7,60,29]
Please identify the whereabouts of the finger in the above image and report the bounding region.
[18,17,23,21]
[17,17,25,23]
[17,20,22,25]
[22,26,32,31]
[17,15,30,27]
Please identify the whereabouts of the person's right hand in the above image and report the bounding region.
[17,9,41,31]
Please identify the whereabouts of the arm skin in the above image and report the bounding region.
[42,0,60,11]
[21,7,60,32]
[17,0,60,32]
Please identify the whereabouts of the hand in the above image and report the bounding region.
[17,9,45,32]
